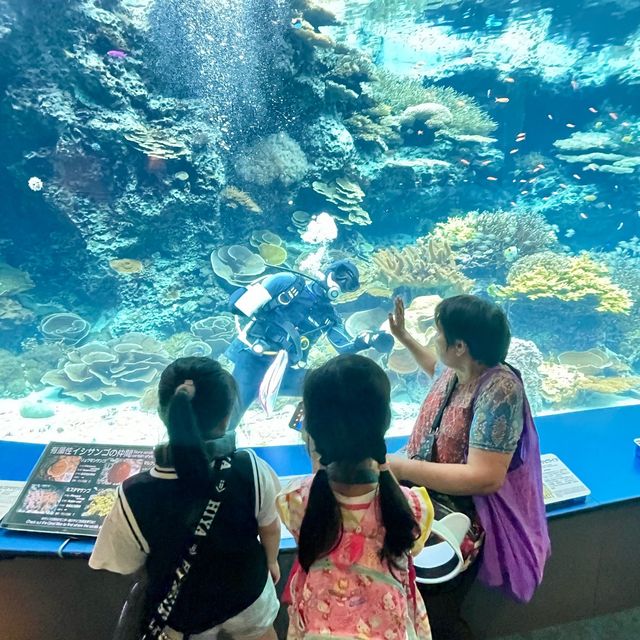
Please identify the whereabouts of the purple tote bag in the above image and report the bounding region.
[470,365,551,603]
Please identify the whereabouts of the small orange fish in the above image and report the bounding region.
[520,179,527,183]
[617,222,624,230]
[609,112,619,120]
[460,158,471,165]
[542,196,549,201]
[510,148,519,154]
[529,178,538,183]
[621,121,631,127]
[566,123,576,128]
[559,183,568,188]
[487,89,492,98]
[573,174,582,180]
[495,97,510,103]
[579,213,588,219]
[487,176,498,181]
[536,163,546,169]
[547,114,553,120]
[588,107,598,113]
[504,77,516,83]
[510,201,517,206]
[521,190,529,195]
[480,160,492,166]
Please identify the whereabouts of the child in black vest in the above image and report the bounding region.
[90,356,281,640]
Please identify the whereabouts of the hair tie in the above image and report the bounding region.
[175,379,196,399]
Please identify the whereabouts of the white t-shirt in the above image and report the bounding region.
[89,451,280,575]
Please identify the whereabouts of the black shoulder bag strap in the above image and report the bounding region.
[411,374,458,462]
[140,456,232,640]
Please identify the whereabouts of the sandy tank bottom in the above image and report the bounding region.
[0,393,420,449]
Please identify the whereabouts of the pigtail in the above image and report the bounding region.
[298,469,342,572]
[378,469,420,567]
[166,389,210,491]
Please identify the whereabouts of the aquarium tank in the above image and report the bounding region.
[1,0,639,449]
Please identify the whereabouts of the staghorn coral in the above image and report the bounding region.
[312,178,371,226]
[490,252,633,314]
[41,333,171,403]
[373,238,473,293]
[371,71,496,136]
[220,187,262,214]
[235,133,309,186]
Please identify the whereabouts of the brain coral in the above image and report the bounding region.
[235,132,310,186]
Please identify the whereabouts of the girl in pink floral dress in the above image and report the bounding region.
[277,354,434,639]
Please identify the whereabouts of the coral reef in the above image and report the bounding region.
[373,238,473,294]
[210,246,266,286]
[539,362,585,407]
[220,187,262,214]
[490,252,633,314]
[506,338,545,415]
[0,297,34,327]
[40,313,91,345]
[41,333,171,403]
[553,129,640,175]
[109,259,144,275]
[0,263,34,296]
[557,347,630,376]
[433,210,559,276]
[371,71,497,136]
[312,178,371,226]
[235,133,310,187]
[300,117,356,172]
[190,314,235,357]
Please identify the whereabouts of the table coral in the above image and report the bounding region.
[41,333,171,403]
[490,252,633,314]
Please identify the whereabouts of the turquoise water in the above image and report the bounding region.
[0,0,639,446]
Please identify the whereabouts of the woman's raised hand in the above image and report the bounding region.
[388,296,408,342]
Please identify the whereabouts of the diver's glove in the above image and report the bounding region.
[354,330,395,354]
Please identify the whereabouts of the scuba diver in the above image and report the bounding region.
[225,260,394,430]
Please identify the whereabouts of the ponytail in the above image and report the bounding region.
[298,469,342,572]
[378,469,420,568]
[165,388,210,491]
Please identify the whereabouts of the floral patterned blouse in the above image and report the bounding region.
[406,364,524,563]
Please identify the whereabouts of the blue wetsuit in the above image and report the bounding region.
[225,273,371,430]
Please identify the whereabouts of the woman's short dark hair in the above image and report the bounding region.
[435,295,511,366]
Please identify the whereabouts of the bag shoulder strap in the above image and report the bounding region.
[140,456,233,640]
[429,373,458,437]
